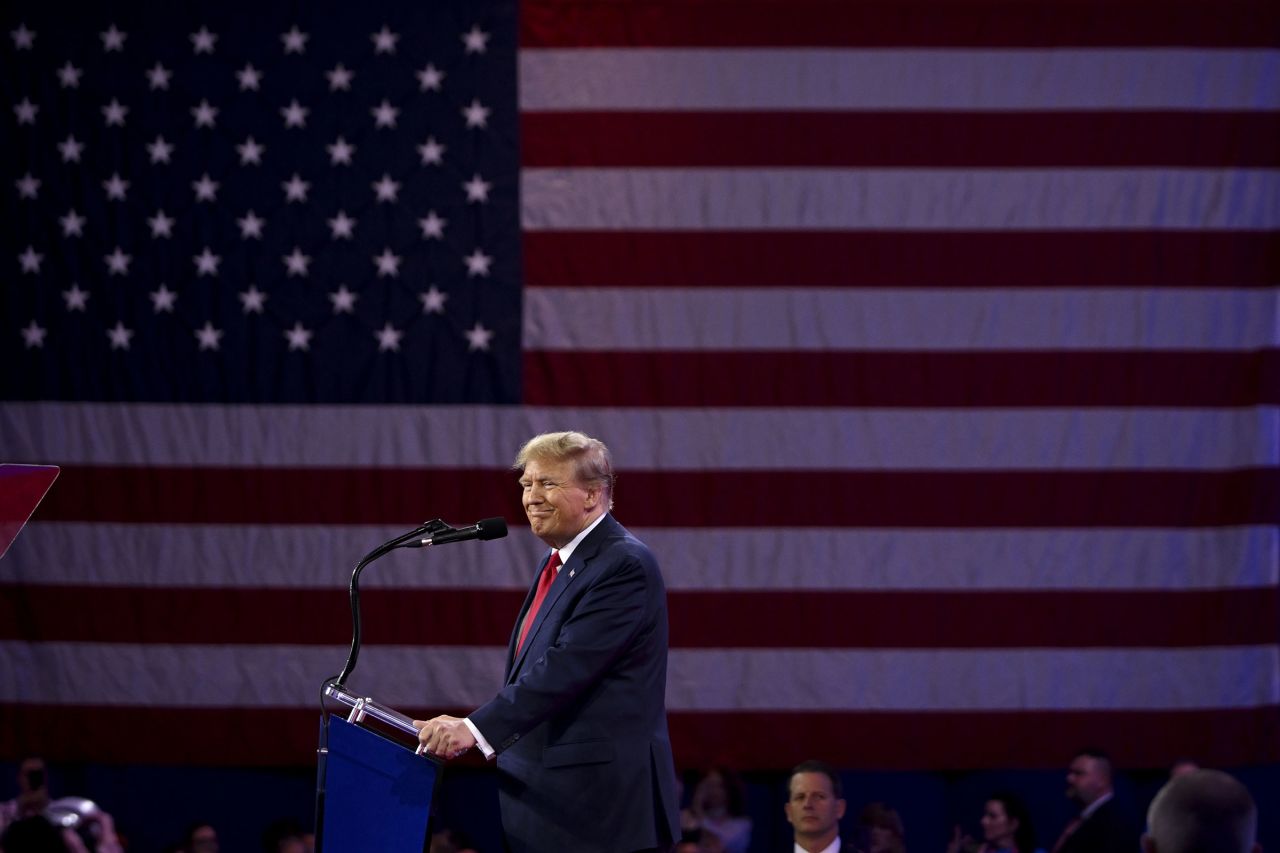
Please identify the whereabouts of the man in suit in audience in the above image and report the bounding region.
[1053,748,1139,853]
[1143,768,1260,853]
[785,760,856,853]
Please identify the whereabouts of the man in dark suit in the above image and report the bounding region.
[1053,748,1139,853]
[785,760,856,853]
[415,431,680,853]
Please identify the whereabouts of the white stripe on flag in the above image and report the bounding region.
[3,642,1276,711]
[7,522,1274,591]
[520,168,1280,231]
[5,403,1276,469]
[519,48,1280,111]
[524,287,1280,351]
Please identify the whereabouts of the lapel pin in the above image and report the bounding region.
[569,569,576,578]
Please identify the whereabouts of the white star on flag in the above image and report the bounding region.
[329,286,358,314]
[16,173,40,200]
[58,135,84,162]
[281,26,308,54]
[420,286,448,314]
[104,247,131,276]
[326,64,354,91]
[417,64,444,92]
[327,137,355,165]
[281,99,308,128]
[101,25,127,52]
[57,62,82,88]
[106,322,133,350]
[371,100,399,129]
[193,247,221,276]
[461,25,489,54]
[10,24,35,50]
[63,284,90,311]
[147,210,175,238]
[191,99,218,128]
[464,248,493,277]
[150,285,177,313]
[147,136,174,164]
[14,98,38,125]
[237,137,265,165]
[463,174,491,203]
[239,286,267,314]
[192,173,219,202]
[375,322,403,352]
[60,210,86,237]
[194,322,223,351]
[462,99,490,129]
[417,137,445,165]
[328,211,356,240]
[147,63,172,90]
[102,98,128,127]
[373,248,402,278]
[21,321,46,348]
[237,211,265,240]
[237,64,263,91]
[372,174,400,203]
[465,321,494,351]
[418,211,446,239]
[284,322,312,351]
[191,27,217,54]
[283,247,311,277]
[371,26,399,54]
[19,246,43,274]
[282,174,310,203]
[103,173,129,201]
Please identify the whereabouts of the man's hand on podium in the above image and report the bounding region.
[413,715,477,760]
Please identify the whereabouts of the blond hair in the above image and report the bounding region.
[515,431,615,509]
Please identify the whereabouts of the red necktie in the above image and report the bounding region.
[1051,816,1082,853]
[516,551,561,655]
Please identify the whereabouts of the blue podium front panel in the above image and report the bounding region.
[323,717,436,852]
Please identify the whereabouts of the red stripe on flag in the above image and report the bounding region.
[523,350,1280,407]
[5,586,1274,648]
[523,232,1280,289]
[32,467,1280,527]
[522,112,1280,168]
[4,705,1277,768]
[520,0,1280,48]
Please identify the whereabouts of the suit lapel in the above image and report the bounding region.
[506,516,616,681]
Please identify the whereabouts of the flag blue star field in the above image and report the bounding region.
[2,2,520,404]
[2,0,1280,772]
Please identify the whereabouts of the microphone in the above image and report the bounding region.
[417,517,508,546]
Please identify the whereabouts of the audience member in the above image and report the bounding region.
[1170,759,1201,780]
[947,792,1043,853]
[261,818,306,853]
[183,822,218,853]
[1142,769,1260,853]
[683,767,752,853]
[785,760,852,853]
[0,815,70,853]
[1052,748,1137,853]
[857,802,906,853]
[0,759,51,835]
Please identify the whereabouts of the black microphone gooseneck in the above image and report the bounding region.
[329,519,450,689]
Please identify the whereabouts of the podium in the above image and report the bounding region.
[319,683,442,852]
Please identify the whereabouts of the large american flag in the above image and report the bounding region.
[2,0,1278,771]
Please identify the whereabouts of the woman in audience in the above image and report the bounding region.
[947,792,1043,853]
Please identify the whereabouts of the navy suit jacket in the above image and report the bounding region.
[469,514,680,853]
[1058,797,1138,853]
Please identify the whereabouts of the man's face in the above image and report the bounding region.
[520,456,598,548]
[1066,755,1110,806]
[785,771,846,841]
